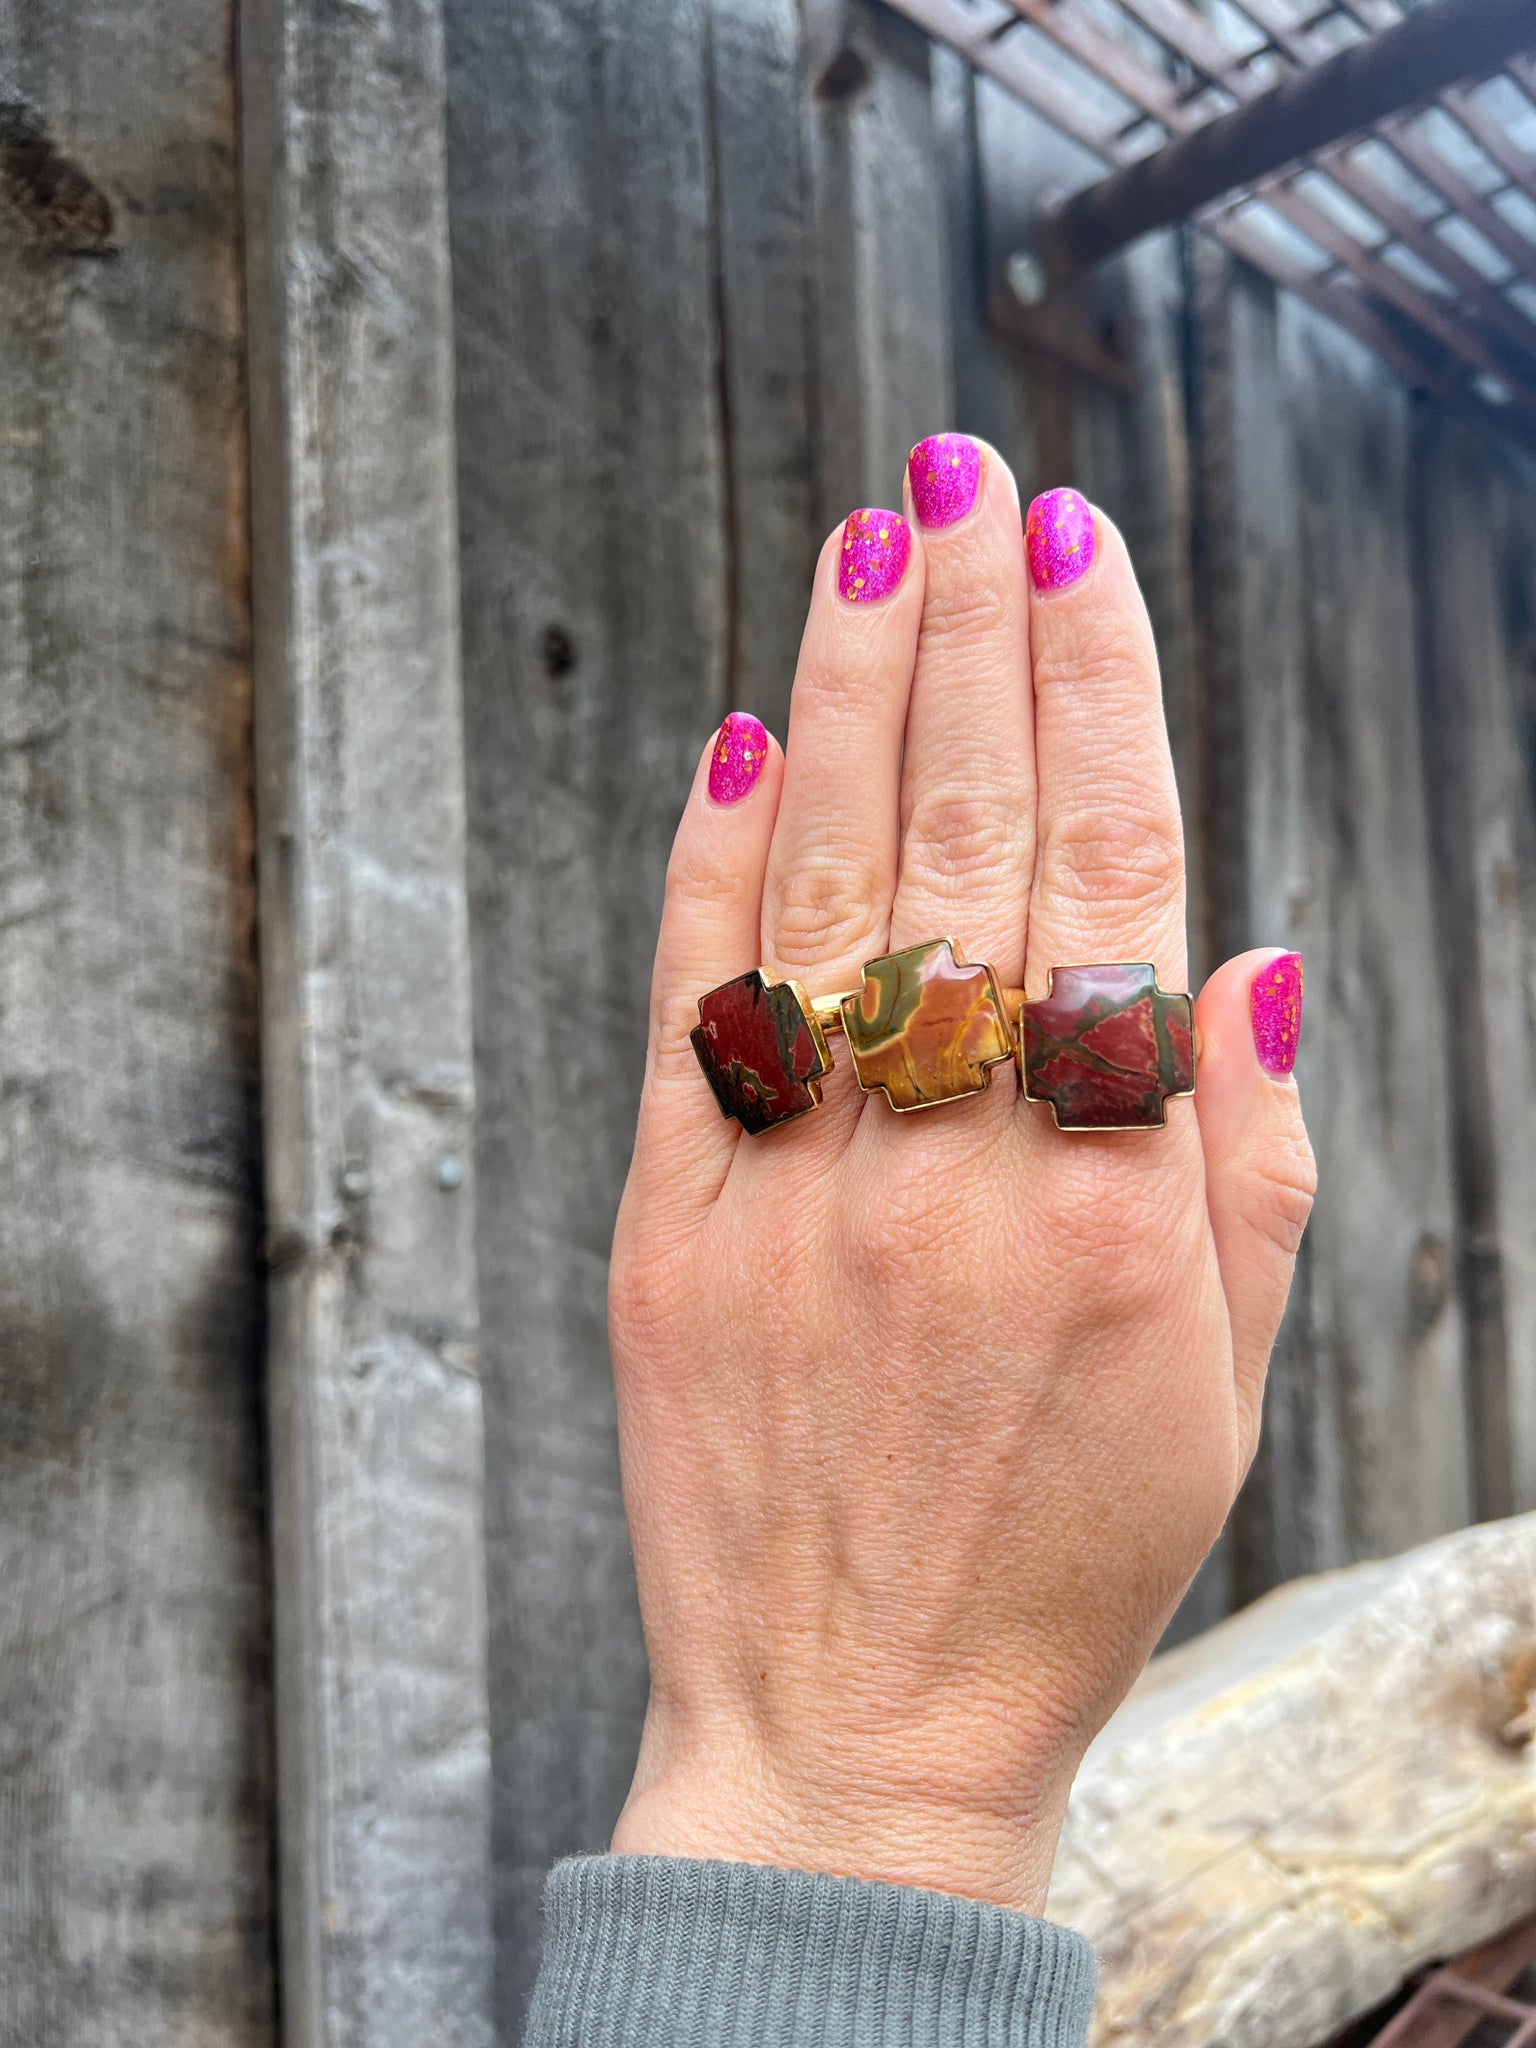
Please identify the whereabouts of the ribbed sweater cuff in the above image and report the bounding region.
[525,1854,1098,2046]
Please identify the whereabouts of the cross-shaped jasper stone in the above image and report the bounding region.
[691,969,830,1134]
[1021,964,1195,1130]
[841,938,1013,1112]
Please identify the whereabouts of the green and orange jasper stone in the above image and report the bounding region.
[842,939,1013,1112]
[691,970,830,1134]
[1021,964,1194,1130]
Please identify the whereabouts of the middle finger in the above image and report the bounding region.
[888,435,1036,994]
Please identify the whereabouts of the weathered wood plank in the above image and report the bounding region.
[444,0,727,2022]
[1208,278,1471,1595]
[0,8,274,2042]
[711,0,820,737]
[806,0,954,521]
[1411,407,1536,1516]
[1478,443,1536,1511]
[240,1,494,2042]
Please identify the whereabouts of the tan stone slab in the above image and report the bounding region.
[1048,1515,1536,2048]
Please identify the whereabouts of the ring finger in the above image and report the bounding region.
[1023,491,1188,1003]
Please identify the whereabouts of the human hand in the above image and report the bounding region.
[606,438,1314,1914]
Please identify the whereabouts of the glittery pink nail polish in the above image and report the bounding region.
[908,434,982,530]
[838,508,911,604]
[708,712,769,804]
[1025,487,1096,591]
[1251,952,1303,1076]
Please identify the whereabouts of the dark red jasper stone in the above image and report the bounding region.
[1022,964,1194,1130]
[690,970,827,1134]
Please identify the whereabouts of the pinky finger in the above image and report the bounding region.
[629,714,783,1231]
[1194,949,1318,1463]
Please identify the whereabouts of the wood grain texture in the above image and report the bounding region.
[1412,407,1536,1516]
[1207,276,1471,1595]
[240,2,494,2042]
[710,0,819,736]
[444,0,725,2023]
[0,6,274,2042]
[806,1,954,523]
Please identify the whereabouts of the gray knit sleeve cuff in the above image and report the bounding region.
[524,1854,1098,2046]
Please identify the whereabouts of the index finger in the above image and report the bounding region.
[630,715,784,1228]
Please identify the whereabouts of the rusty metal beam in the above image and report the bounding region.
[1260,177,1521,384]
[1221,0,1536,250]
[1310,143,1536,363]
[1379,111,1536,287]
[1001,0,1189,133]
[1209,205,1536,451]
[1442,79,1536,204]
[1045,0,1536,272]
[885,0,1128,157]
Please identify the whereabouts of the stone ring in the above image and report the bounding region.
[689,939,1195,1136]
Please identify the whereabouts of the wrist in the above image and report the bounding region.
[610,1724,1073,1917]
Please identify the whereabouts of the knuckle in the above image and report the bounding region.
[1038,797,1182,916]
[1236,1123,1318,1259]
[919,571,1020,654]
[609,1236,686,1352]
[1032,620,1156,702]
[654,985,712,1060]
[836,1165,972,1301]
[1055,1218,1165,1321]
[666,836,759,923]
[766,853,887,971]
[1038,1162,1204,1316]
[902,787,1031,889]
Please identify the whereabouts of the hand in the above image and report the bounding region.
[606,441,1315,1914]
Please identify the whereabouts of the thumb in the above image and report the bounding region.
[1194,949,1317,1463]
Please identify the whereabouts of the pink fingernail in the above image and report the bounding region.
[708,712,769,804]
[1025,487,1096,591]
[838,508,911,603]
[908,434,982,530]
[1251,952,1303,1076]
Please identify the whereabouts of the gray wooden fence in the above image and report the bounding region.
[3,0,1534,2042]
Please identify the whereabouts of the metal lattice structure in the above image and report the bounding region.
[887,0,1536,446]
[1333,1913,1536,2048]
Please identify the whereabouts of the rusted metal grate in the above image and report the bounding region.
[1328,1912,1536,2048]
[884,0,1536,447]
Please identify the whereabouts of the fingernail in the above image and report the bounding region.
[839,508,911,603]
[1251,952,1303,1077]
[908,434,982,530]
[1025,486,1096,591]
[709,712,769,804]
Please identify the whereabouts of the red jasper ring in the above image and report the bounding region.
[1019,963,1195,1131]
[689,942,1195,1136]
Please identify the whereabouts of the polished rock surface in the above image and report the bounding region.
[1022,964,1194,1129]
[841,939,1012,1111]
[691,970,827,1133]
